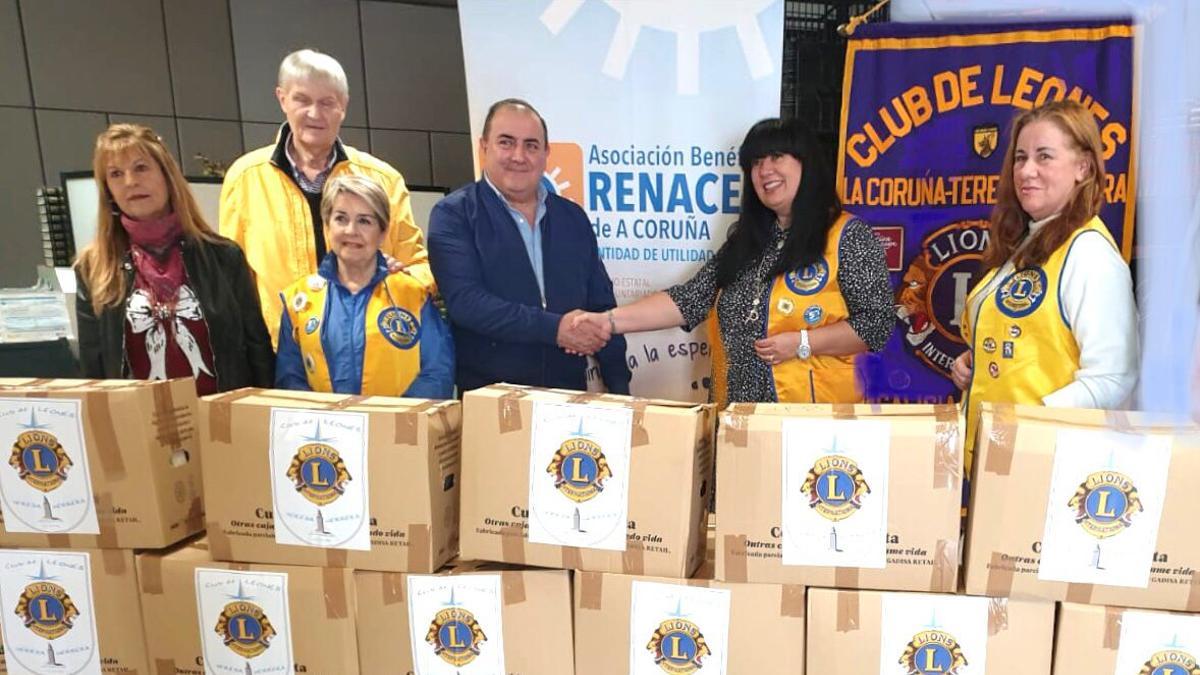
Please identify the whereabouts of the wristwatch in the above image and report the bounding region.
[796,329,812,360]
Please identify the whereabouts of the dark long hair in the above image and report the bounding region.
[715,118,842,288]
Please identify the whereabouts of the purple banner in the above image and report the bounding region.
[839,21,1136,403]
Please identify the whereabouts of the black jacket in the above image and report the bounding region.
[76,236,274,391]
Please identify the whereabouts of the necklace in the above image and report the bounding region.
[745,235,786,323]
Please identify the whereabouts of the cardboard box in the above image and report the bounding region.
[715,403,962,592]
[573,571,805,674]
[0,378,202,549]
[0,548,148,674]
[964,404,1200,610]
[806,588,1053,673]
[459,385,714,578]
[693,527,716,580]
[136,537,359,674]
[1054,602,1200,672]
[201,388,460,572]
[355,560,573,675]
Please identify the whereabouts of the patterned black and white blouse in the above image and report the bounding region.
[666,217,893,403]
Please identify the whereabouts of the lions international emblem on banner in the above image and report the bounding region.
[894,220,988,379]
[286,437,352,507]
[1069,471,1143,539]
[784,258,830,296]
[15,581,79,640]
[378,306,421,349]
[996,267,1048,318]
[899,630,969,675]
[426,606,488,667]
[646,618,712,674]
[546,429,613,503]
[9,424,73,492]
[1140,649,1200,675]
[215,600,277,658]
[799,454,871,522]
[972,123,1000,159]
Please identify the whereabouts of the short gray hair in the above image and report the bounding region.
[320,175,390,231]
[277,48,349,101]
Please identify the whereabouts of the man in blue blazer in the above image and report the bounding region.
[428,99,631,394]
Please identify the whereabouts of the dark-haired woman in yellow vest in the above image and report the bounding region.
[275,175,453,397]
[570,118,894,404]
[952,100,1138,476]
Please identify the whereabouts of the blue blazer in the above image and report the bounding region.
[428,179,630,394]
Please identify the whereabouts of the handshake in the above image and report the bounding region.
[557,309,613,356]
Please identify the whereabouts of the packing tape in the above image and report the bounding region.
[832,404,857,419]
[229,562,251,571]
[983,404,1018,476]
[561,546,583,570]
[140,554,164,594]
[987,597,1009,636]
[984,551,1014,597]
[1105,410,1134,432]
[780,585,805,618]
[328,394,366,410]
[501,570,526,605]
[408,523,431,569]
[1188,572,1200,611]
[498,391,526,433]
[933,405,961,490]
[326,549,348,568]
[686,579,709,588]
[930,539,957,593]
[835,566,860,589]
[85,390,125,481]
[721,535,748,583]
[1065,583,1094,604]
[835,591,860,632]
[622,542,645,575]
[628,399,651,447]
[578,571,604,610]
[500,525,525,564]
[96,492,118,548]
[206,388,262,445]
[395,401,439,445]
[184,496,204,534]
[100,549,126,576]
[322,568,349,619]
[722,411,749,449]
[155,658,176,675]
[47,534,70,549]
[381,572,406,605]
[1103,606,1124,649]
[152,380,183,455]
[567,392,601,404]
[206,521,232,561]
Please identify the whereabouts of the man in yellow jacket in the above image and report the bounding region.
[220,48,432,345]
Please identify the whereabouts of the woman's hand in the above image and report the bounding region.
[951,350,973,390]
[754,332,801,366]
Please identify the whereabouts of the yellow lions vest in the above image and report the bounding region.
[710,213,860,405]
[283,272,427,396]
[962,216,1117,471]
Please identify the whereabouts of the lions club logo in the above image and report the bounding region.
[799,454,870,521]
[1068,471,1143,539]
[286,442,351,507]
[378,306,421,349]
[646,618,711,674]
[895,220,988,378]
[899,630,968,675]
[784,258,830,296]
[1140,649,1200,675]
[9,427,73,493]
[546,436,612,503]
[995,267,1047,318]
[426,607,487,667]
[215,601,277,658]
[15,582,79,640]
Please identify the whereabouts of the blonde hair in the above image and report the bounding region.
[75,124,218,313]
[983,99,1106,272]
[320,175,390,231]
[277,48,349,101]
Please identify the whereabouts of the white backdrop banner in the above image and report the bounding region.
[458,0,785,401]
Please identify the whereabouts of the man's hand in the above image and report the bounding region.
[558,309,610,355]
[951,350,973,390]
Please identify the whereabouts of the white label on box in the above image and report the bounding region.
[1114,610,1200,674]
[527,401,633,551]
[781,418,891,568]
[0,398,100,535]
[194,567,293,675]
[268,408,371,551]
[628,580,731,675]
[1037,429,1171,587]
[878,592,989,675]
[0,549,101,675]
[407,573,506,675]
